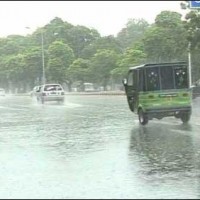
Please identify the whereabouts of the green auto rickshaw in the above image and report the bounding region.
[123,62,192,125]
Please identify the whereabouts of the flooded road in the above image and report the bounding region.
[0,95,200,198]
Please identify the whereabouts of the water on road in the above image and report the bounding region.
[0,95,200,198]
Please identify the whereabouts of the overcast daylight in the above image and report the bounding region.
[1,0,200,199]
[0,1,184,37]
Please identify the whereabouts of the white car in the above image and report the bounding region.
[0,88,5,96]
[37,83,65,104]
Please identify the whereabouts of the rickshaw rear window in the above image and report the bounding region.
[146,67,160,91]
[174,67,188,89]
[145,65,188,91]
[160,66,174,90]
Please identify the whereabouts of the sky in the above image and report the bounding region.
[0,1,186,37]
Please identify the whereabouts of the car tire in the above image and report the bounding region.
[138,109,148,125]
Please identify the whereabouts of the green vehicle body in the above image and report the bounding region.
[123,62,192,125]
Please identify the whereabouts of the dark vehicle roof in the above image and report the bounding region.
[129,61,187,70]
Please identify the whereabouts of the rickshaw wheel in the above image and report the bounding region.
[180,112,191,123]
[138,109,148,125]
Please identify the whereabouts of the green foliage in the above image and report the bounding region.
[67,58,91,81]
[4,54,25,86]
[116,18,149,50]
[111,46,146,81]
[1,8,200,92]
[90,49,119,89]
[23,46,43,85]
[143,11,188,62]
[180,1,200,82]
[67,25,101,58]
[155,11,182,28]
[47,40,75,83]
[81,35,122,59]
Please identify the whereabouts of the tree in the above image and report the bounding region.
[111,44,147,82]
[81,35,123,59]
[142,11,188,62]
[23,46,44,87]
[31,17,74,48]
[90,49,119,90]
[155,11,183,28]
[4,54,27,92]
[180,1,200,82]
[47,40,75,84]
[67,58,92,91]
[116,18,149,51]
[0,36,28,56]
[67,25,100,58]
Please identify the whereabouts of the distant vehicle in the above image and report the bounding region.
[0,88,5,96]
[30,85,42,97]
[37,83,65,104]
[123,62,192,125]
[84,83,95,92]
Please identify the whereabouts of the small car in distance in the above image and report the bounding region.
[0,88,5,96]
[37,83,65,104]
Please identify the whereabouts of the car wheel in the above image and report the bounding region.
[59,99,64,104]
[138,109,148,125]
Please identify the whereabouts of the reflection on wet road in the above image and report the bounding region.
[0,95,200,198]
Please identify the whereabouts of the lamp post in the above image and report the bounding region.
[188,42,192,88]
[25,28,59,85]
[41,31,59,84]
[187,27,194,88]
[41,30,45,85]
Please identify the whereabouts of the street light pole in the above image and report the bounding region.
[188,42,192,88]
[41,30,45,85]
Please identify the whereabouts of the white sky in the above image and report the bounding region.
[0,1,185,37]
